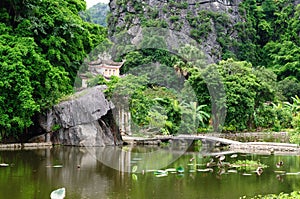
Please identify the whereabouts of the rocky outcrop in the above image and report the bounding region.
[108,0,242,63]
[37,86,122,146]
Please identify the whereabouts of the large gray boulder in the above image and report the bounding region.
[53,85,112,129]
[38,86,122,146]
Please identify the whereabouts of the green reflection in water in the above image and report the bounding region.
[0,146,299,199]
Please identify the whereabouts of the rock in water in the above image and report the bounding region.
[50,187,65,199]
[38,86,122,147]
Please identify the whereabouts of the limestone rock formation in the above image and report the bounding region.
[108,0,242,63]
[37,86,122,146]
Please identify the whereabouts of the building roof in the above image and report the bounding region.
[89,59,124,67]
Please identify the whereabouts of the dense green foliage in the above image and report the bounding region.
[237,0,300,78]
[0,0,106,138]
[288,96,300,144]
[108,0,300,97]
[104,0,300,134]
[186,59,277,131]
[113,45,285,132]
[236,0,300,103]
[1,0,300,138]
[89,73,208,135]
[248,191,300,199]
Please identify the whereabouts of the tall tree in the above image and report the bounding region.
[0,0,106,138]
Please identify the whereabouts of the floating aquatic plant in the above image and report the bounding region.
[231,160,268,172]
[154,170,168,177]
[132,165,138,173]
[176,166,184,173]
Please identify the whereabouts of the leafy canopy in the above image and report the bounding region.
[0,0,106,137]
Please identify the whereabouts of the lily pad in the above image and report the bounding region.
[165,168,176,172]
[50,187,65,199]
[230,154,238,158]
[286,172,300,175]
[132,158,142,161]
[197,168,213,172]
[274,170,286,174]
[155,174,168,177]
[145,170,156,173]
[0,163,9,167]
[132,165,138,173]
[177,166,184,173]
[52,165,63,168]
[154,170,168,175]
[132,174,138,181]
[227,170,238,173]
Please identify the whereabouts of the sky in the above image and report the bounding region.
[86,0,109,8]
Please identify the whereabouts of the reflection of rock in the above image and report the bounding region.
[28,133,50,143]
[95,147,132,172]
[43,147,112,199]
[37,86,122,146]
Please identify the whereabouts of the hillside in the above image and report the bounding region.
[82,3,109,26]
[107,0,300,81]
[101,0,300,134]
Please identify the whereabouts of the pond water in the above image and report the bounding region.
[0,144,299,199]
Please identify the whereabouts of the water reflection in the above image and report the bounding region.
[92,140,193,173]
[0,146,299,199]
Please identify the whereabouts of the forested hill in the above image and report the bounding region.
[81,3,109,26]
[108,0,300,82]
[102,0,300,135]
[0,0,300,141]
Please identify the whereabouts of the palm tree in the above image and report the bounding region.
[180,101,210,133]
[291,95,300,114]
[173,44,206,78]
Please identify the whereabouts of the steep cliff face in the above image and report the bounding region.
[108,0,242,63]
[37,86,122,146]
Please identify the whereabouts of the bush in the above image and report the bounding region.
[289,131,300,145]
[247,191,300,199]
[254,104,276,129]
[290,112,300,144]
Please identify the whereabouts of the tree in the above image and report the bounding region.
[0,33,70,138]
[0,0,106,138]
[236,0,299,71]
[180,102,210,134]
[1,0,106,81]
[277,78,300,102]
[263,41,300,81]
[187,59,276,131]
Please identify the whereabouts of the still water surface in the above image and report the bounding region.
[0,145,299,199]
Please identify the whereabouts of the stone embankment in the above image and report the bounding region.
[0,142,52,150]
[122,133,300,155]
[230,142,300,155]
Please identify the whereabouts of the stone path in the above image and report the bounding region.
[122,134,300,155]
